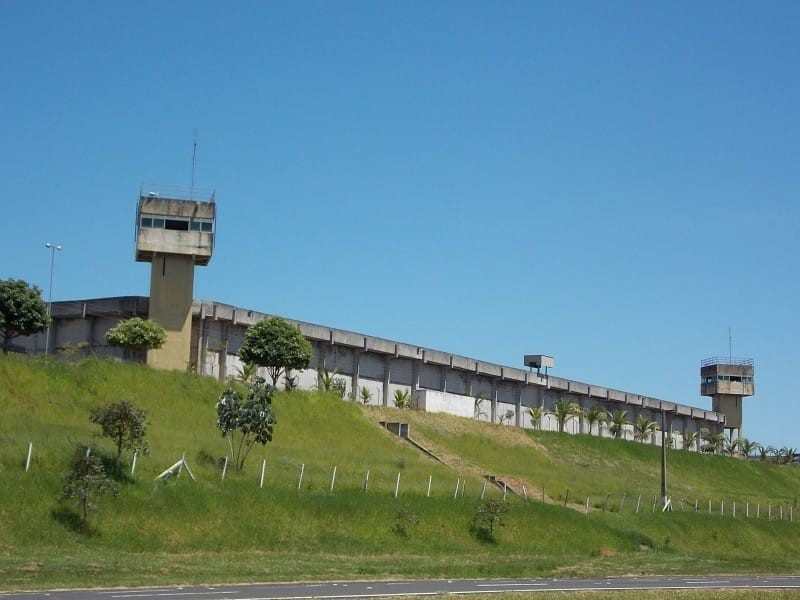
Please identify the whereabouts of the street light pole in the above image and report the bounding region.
[44,242,62,356]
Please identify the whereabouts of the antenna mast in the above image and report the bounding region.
[728,327,732,361]
[191,129,198,200]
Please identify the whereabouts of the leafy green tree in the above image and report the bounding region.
[553,397,580,433]
[634,415,659,443]
[90,401,149,474]
[526,406,544,430]
[609,410,630,439]
[585,405,607,436]
[105,317,166,352]
[216,377,276,471]
[471,499,511,543]
[0,278,50,353]
[317,366,339,392]
[60,445,119,527]
[238,317,312,385]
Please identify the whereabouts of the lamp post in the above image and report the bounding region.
[44,242,62,356]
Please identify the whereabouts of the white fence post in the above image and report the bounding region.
[619,493,626,512]
[297,463,304,490]
[25,442,33,472]
[522,485,528,500]
[757,504,760,519]
[480,481,487,500]
[259,459,266,489]
[427,475,432,497]
[635,494,641,513]
[394,473,401,499]
[453,479,460,500]
[585,498,589,515]
[503,482,507,501]
[733,501,736,519]
[221,456,228,482]
[363,469,370,493]
[131,451,138,476]
[329,466,337,492]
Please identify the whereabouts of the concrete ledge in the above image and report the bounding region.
[569,381,589,395]
[450,355,475,371]
[424,349,450,366]
[477,361,501,377]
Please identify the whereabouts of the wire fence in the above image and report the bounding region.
[18,441,798,526]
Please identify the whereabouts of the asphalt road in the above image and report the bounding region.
[3,576,800,599]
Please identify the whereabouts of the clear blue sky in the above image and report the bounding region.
[2,1,798,448]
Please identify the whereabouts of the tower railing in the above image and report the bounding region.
[140,183,216,203]
[700,357,754,367]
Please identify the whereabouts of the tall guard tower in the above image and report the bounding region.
[136,184,215,370]
[700,357,754,440]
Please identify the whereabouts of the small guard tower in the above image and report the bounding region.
[136,184,216,370]
[700,357,754,440]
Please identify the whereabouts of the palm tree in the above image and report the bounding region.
[584,406,608,437]
[358,386,373,405]
[683,430,699,451]
[738,438,761,459]
[526,406,544,431]
[724,436,741,457]
[609,410,630,439]
[634,415,658,443]
[473,392,488,420]
[317,366,339,392]
[759,445,777,461]
[553,397,580,433]
[233,362,259,386]
[393,389,412,409]
[700,428,725,454]
[779,446,797,465]
[568,403,584,434]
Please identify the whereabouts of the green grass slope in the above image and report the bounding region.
[1,354,799,590]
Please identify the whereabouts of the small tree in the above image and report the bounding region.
[359,386,373,405]
[393,389,412,409]
[60,446,119,527]
[585,405,607,436]
[0,278,50,353]
[238,317,312,385]
[105,317,166,353]
[634,415,659,443]
[498,408,515,425]
[609,410,630,439]
[683,430,699,451]
[553,397,580,433]
[739,438,761,458]
[526,406,544,430]
[471,498,511,543]
[90,401,149,474]
[474,392,488,420]
[216,377,276,471]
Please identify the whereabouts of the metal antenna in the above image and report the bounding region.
[728,327,732,361]
[191,129,198,200]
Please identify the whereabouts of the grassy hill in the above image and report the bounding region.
[2,354,800,590]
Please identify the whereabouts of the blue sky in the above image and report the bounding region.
[2,1,798,448]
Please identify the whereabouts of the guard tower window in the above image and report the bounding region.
[165,218,189,231]
[141,217,153,228]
